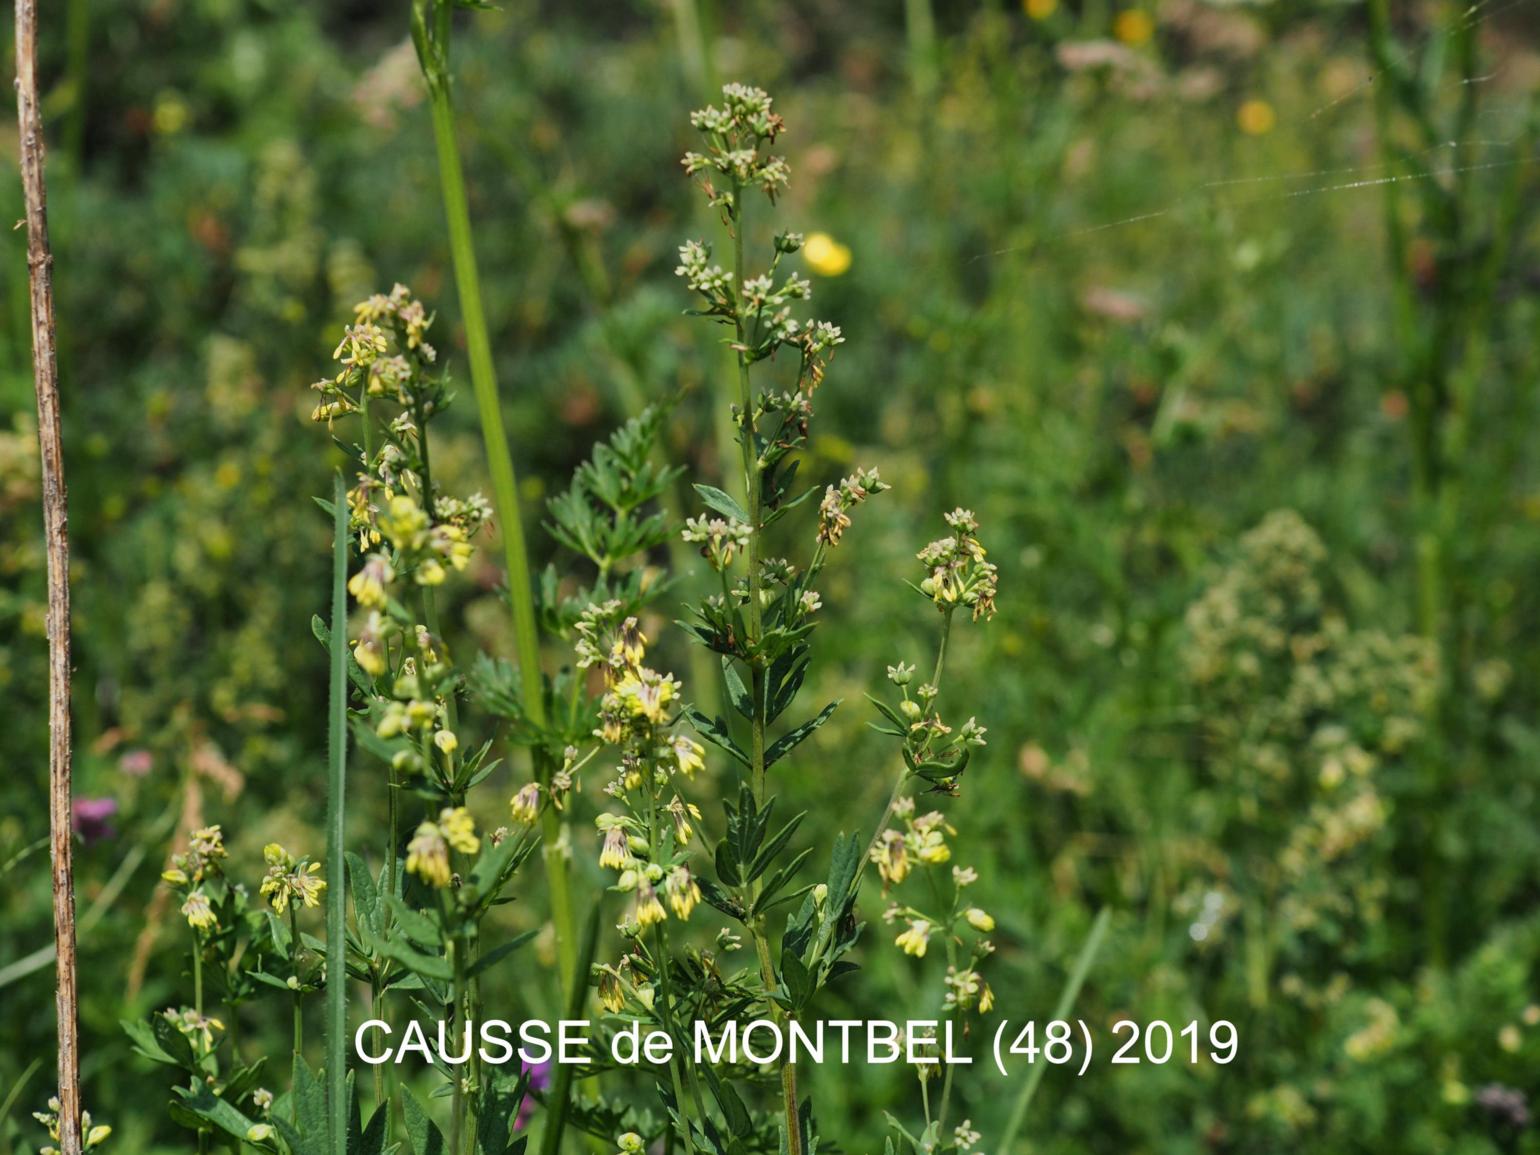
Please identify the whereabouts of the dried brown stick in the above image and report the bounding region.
[13,0,82,1150]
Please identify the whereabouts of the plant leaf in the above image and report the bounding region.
[765,701,839,767]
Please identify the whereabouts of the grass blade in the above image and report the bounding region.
[996,908,1112,1155]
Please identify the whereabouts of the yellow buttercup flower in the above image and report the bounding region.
[1237,98,1276,136]
[803,232,852,278]
[1113,8,1154,45]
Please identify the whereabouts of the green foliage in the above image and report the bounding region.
[5,3,1540,1154]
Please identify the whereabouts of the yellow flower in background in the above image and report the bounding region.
[1113,8,1154,46]
[1025,0,1058,18]
[1237,98,1277,136]
[803,232,852,278]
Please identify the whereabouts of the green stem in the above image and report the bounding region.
[449,938,467,1155]
[326,473,351,1152]
[420,21,577,990]
[290,907,304,1063]
[864,609,955,865]
[728,179,802,1155]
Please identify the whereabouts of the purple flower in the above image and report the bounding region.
[73,797,119,845]
[118,749,153,777]
[514,1058,552,1130]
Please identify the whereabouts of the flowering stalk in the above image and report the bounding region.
[675,84,874,1155]
[410,0,579,987]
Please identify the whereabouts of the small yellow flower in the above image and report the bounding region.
[1024,0,1057,17]
[289,863,326,909]
[914,830,951,865]
[434,728,459,755]
[510,782,542,826]
[966,907,996,933]
[161,867,189,886]
[182,889,217,931]
[597,967,626,1013]
[348,554,394,608]
[406,821,451,888]
[1237,99,1276,136]
[803,232,852,278]
[631,882,667,928]
[353,637,386,677]
[872,829,910,885]
[597,819,630,870]
[378,495,429,550]
[979,983,995,1013]
[671,734,705,777]
[440,807,480,854]
[895,919,932,957]
[1112,8,1154,45]
[665,867,702,920]
[415,558,447,586]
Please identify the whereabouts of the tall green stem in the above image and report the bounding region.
[448,938,467,1155]
[325,474,351,1151]
[729,179,803,1155]
[417,10,578,991]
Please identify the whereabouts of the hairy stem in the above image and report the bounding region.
[449,938,467,1155]
[325,474,351,1150]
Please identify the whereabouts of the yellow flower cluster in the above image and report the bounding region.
[871,802,955,886]
[406,807,480,888]
[917,509,999,621]
[579,603,706,934]
[258,843,326,915]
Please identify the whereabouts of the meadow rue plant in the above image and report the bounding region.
[532,82,1002,1155]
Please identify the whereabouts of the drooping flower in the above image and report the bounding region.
[440,807,480,855]
[895,919,932,957]
[510,782,542,826]
[406,821,451,888]
[181,889,217,931]
[665,866,702,920]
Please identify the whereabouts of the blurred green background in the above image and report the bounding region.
[3,0,1540,1151]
